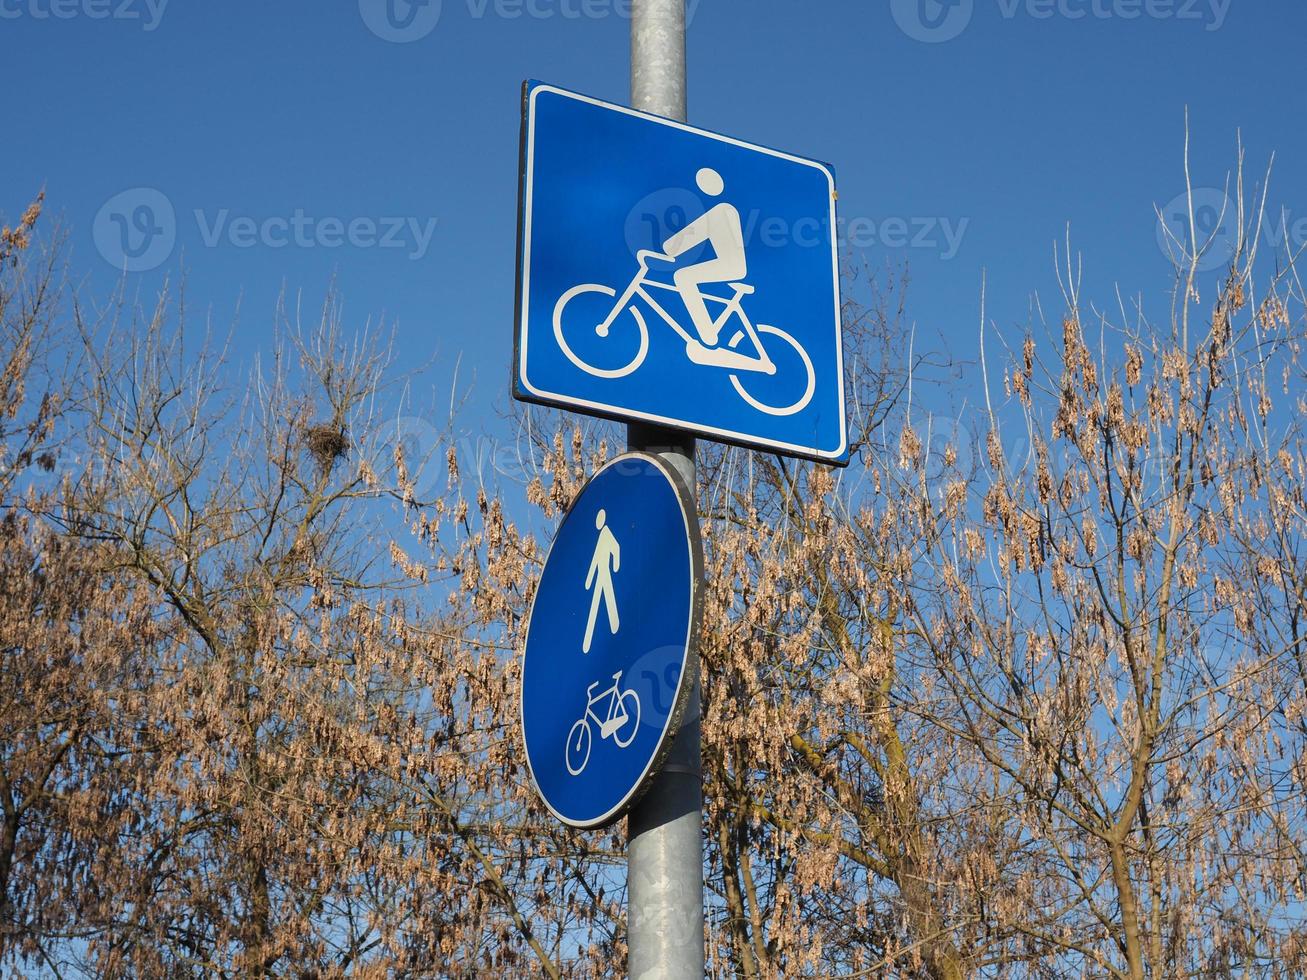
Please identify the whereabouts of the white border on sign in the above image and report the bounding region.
[518,452,701,830]
[517,82,848,462]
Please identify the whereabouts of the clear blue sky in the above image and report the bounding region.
[5,0,1304,451]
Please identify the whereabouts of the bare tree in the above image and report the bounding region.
[3,135,1305,978]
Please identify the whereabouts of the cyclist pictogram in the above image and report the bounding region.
[551,168,817,418]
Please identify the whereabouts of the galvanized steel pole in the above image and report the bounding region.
[627,2,703,977]
[631,0,687,122]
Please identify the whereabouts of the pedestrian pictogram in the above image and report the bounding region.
[583,509,622,653]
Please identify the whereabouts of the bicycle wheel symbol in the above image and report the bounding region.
[610,689,640,748]
[726,323,816,416]
[566,719,592,776]
[554,283,649,379]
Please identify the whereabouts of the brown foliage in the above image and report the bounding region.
[1,156,1305,980]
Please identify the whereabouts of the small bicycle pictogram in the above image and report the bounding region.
[565,671,641,776]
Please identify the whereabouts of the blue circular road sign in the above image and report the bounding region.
[520,452,702,829]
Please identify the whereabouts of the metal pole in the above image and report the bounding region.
[628,3,703,977]
[631,0,686,121]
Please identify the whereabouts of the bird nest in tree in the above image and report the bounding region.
[304,424,348,471]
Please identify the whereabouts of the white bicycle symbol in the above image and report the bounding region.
[566,670,642,776]
[552,249,818,417]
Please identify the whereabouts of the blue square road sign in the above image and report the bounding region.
[513,81,847,464]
